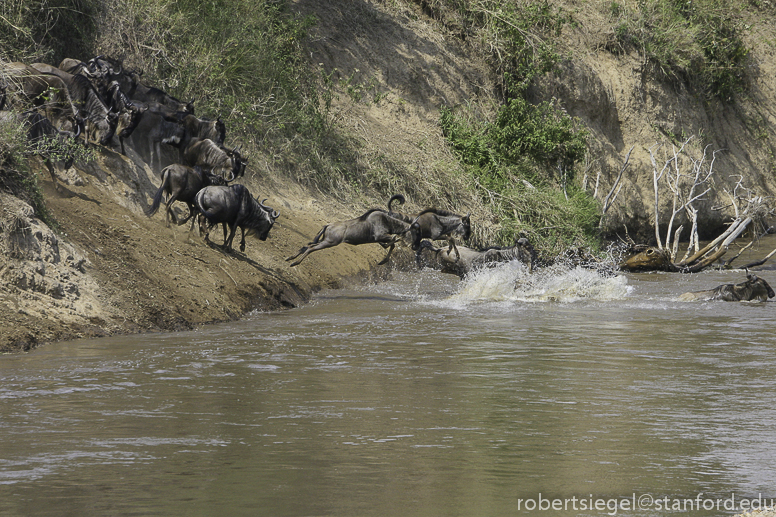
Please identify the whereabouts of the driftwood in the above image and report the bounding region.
[620,140,774,273]
[619,216,757,272]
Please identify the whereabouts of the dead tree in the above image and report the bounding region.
[620,139,774,272]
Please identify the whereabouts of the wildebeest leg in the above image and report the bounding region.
[44,158,61,192]
[446,237,460,262]
[286,246,309,263]
[188,210,199,233]
[221,223,238,251]
[286,225,329,265]
[287,237,340,267]
[164,191,182,228]
[239,227,246,253]
[177,204,197,226]
[377,242,396,265]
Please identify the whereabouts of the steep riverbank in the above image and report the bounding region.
[0,144,414,352]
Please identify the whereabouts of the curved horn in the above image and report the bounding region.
[272,210,279,219]
[224,169,235,182]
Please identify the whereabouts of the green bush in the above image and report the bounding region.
[607,0,750,101]
[0,115,55,227]
[491,95,587,172]
[440,103,598,254]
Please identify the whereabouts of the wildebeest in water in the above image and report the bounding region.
[417,237,537,278]
[678,273,775,302]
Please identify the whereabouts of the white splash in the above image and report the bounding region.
[449,261,631,303]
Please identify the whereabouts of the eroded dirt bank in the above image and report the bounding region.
[0,145,412,352]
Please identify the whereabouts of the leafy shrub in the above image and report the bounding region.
[607,0,750,101]
[440,103,598,253]
[0,115,53,227]
[490,95,587,172]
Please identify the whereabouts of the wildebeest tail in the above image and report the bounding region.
[310,225,328,245]
[388,194,405,212]
[145,166,170,216]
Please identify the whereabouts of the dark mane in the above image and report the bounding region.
[357,208,387,221]
[416,207,460,217]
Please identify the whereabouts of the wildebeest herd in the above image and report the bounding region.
[2,55,773,303]
[1,55,273,252]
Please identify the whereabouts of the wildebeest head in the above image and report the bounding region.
[251,198,280,241]
[226,145,247,179]
[457,213,472,241]
[741,273,776,300]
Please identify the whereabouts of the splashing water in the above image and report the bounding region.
[449,261,631,303]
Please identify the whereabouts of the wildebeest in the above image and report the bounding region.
[0,61,80,128]
[418,237,537,277]
[286,209,422,267]
[105,81,145,154]
[387,194,471,260]
[194,184,279,252]
[678,273,775,302]
[146,164,227,228]
[178,114,225,151]
[85,56,195,114]
[182,138,246,181]
[0,110,83,192]
[29,62,118,146]
[124,108,186,172]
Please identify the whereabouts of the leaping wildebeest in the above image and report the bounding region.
[195,184,279,253]
[285,209,422,267]
[387,194,471,260]
[146,164,227,229]
[678,273,775,302]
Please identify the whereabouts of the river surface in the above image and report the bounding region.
[2,252,776,516]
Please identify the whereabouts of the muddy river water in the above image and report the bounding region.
[2,252,776,516]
